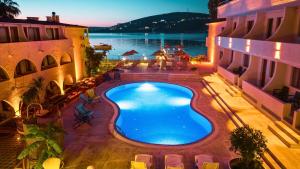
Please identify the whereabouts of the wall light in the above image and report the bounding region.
[246,39,251,52]
[228,38,233,48]
[275,42,281,60]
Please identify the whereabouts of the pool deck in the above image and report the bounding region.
[61,67,300,169]
[62,74,236,169]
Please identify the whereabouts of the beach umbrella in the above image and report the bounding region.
[122,50,138,56]
[164,44,171,49]
[176,45,184,50]
[151,50,165,56]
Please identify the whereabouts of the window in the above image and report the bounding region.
[247,20,254,33]
[266,18,274,38]
[23,27,28,39]
[230,51,234,63]
[270,61,275,78]
[41,55,57,70]
[0,67,9,82]
[233,22,237,31]
[46,28,59,40]
[60,54,72,65]
[291,67,300,89]
[27,27,40,41]
[10,27,19,42]
[15,60,36,77]
[0,27,10,43]
[276,17,282,30]
[219,51,223,60]
[243,54,250,68]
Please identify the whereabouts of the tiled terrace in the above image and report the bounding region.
[3,64,300,169]
[61,77,235,169]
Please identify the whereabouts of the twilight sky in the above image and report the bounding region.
[17,0,209,27]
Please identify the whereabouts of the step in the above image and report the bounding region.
[263,150,286,169]
[274,121,300,144]
[268,125,300,148]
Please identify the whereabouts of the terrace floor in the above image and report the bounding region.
[4,64,300,168]
[61,75,236,169]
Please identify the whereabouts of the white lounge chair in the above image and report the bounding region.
[195,154,213,169]
[131,154,153,169]
[202,162,219,169]
[165,154,184,169]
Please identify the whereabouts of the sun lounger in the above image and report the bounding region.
[132,154,153,169]
[130,161,147,169]
[165,154,184,169]
[80,93,94,105]
[73,103,94,128]
[86,88,101,102]
[195,155,213,169]
[202,162,219,169]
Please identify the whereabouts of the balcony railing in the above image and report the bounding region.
[216,36,300,68]
[218,0,298,18]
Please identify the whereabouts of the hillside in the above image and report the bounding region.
[89,12,211,33]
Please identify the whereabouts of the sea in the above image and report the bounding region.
[89,33,207,60]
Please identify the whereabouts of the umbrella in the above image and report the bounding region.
[175,50,190,61]
[164,44,171,49]
[151,50,165,56]
[176,45,184,49]
[122,50,138,56]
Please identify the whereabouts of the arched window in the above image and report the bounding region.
[0,100,15,121]
[15,59,37,77]
[45,81,62,99]
[41,55,58,70]
[0,67,9,82]
[60,53,72,65]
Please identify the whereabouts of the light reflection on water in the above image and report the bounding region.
[89,33,207,60]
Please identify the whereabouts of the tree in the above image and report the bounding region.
[0,0,21,19]
[85,47,105,76]
[230,125,267,169]
[21,77,44,105]
[17,123,64,169]
[208,0,219,21]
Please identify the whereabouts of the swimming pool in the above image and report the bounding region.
[106,82,213,145]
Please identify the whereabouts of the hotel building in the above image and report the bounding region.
[0,13,89,120]
[207,0,300,130]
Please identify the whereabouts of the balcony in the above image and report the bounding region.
[217,66,239,85]
[242,80,292,120]
[218,0,300,18]
[216,36,300,68]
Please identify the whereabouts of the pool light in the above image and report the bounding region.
[116,101,137,110]
[167,97,190,106]
[136,83,158,92]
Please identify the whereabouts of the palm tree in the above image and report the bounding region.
[21,77,44,105]
[208,0,219,21]
[17,123,63,169]
[0,0,21,19]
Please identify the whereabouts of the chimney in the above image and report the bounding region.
[46,12,60,23]
[27,17,39,21]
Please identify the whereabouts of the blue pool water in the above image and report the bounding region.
[105,82,213,145]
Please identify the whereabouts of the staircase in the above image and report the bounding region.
[268,121,300,148]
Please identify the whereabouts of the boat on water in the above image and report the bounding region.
[94,43,112,51]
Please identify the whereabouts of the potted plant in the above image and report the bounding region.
[17,123,64,169]
[229,125,267,169]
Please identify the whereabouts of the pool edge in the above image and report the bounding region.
[101,81,215,149]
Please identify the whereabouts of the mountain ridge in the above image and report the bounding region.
[89,12,211,33]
